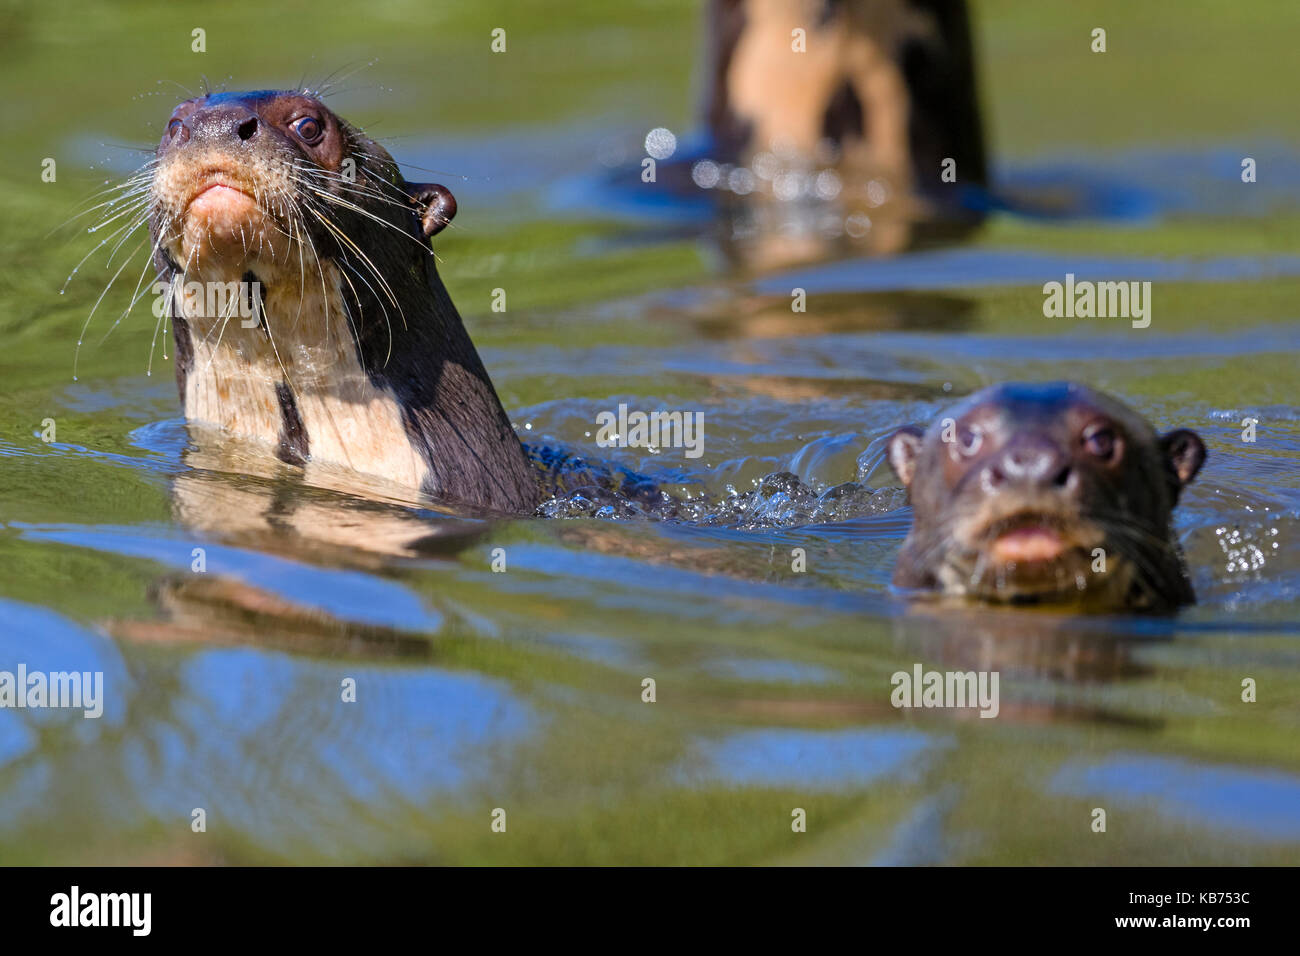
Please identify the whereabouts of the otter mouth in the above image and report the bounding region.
[188,181,256,209]
[161,163,286,271]
[984,514,1070,566]
[183,170,260,216]
[960,511,1101,602]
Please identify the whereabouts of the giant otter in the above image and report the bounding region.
[705,0,986,215]
[149,90,538,514]
[887,383,1206,612]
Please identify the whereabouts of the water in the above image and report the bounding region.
[0,0,1298,864]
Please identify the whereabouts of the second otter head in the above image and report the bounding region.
[887,383,1206,612]
[149,89,456,280]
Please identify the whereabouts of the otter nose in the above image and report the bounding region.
[984,436,1074,492]
[184,105,262,146]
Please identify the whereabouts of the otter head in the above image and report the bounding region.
[150,89,456,283]
[139,91,539,515]
[887,382,1205,611]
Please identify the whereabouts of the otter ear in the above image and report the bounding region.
[1160,429,1206,488]
[888,426,925,488]
[404,182,457,238]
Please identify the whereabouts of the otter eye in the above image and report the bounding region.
[167,119,183,138]
[1083,425,1116,460]
[291,116,323,144]
[956,425,983,456]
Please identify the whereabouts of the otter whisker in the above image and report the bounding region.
[147,276,179,378]
[299,201,403,316]
[301,183,434,257]
[350,147,472,182]
[291,162,425,216]
[298,201,399,363]
[77,186,157,221]
[335,255,397,369]
[286,197,335,331]
[74,233,151,381]
[48,177,156,240]
[191,270,247,379]
[308,58,377,100]
[96,233,167,347]
[103,208,155,268]
[286,204,314,329]
[60,206,153,295]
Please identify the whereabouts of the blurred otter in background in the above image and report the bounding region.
[699,0,987,266]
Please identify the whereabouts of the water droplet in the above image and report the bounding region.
[644,127,677,161]
[691,160,720,189]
